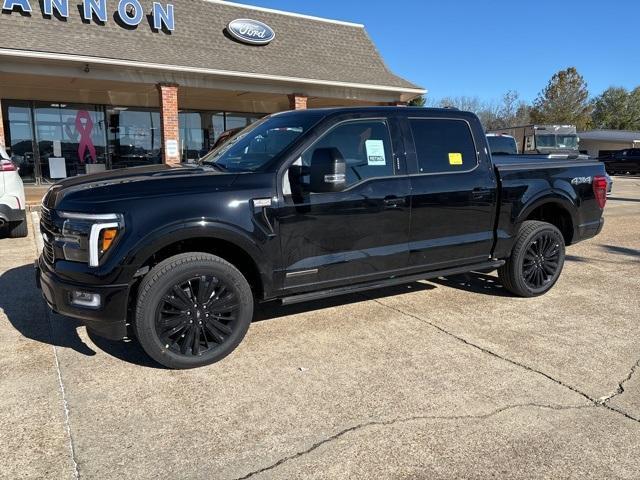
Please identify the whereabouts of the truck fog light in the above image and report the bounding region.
[70,290,101,308]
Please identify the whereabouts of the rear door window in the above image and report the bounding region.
[409,119,477,174]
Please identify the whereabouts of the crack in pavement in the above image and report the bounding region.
[31,211,80,480]
[598,358,640,404]
[47,311,81,480]
[233,403,593,480]
[366,296,640,424]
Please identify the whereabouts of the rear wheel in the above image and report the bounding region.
[8,218,28,238]
[498,221,565,297]
[135,252,253,369]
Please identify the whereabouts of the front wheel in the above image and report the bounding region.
[498,221,566,298]
[135,253,254,369]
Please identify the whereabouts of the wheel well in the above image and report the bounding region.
[136,237,264,298]
[525,203,574,245]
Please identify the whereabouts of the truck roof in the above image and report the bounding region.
[272,106,476,121]
[488,124,577,132]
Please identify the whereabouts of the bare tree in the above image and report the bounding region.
[429,92,530,131]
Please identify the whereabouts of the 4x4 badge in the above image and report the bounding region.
[571,176,592,185]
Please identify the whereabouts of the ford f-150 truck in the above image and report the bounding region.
[35,107,607,369]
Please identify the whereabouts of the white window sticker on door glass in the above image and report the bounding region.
[366,139,386,166]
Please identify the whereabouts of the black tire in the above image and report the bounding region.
[8,218,28,238]
[498,221,565,298]
[135,252,254,369]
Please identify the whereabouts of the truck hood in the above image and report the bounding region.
[43,164,238,210]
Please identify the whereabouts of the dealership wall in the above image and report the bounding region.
[0,0,424,183]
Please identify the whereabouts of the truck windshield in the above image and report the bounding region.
[536,134,578,150]
[201,114,320,172]
[557,135,578,149]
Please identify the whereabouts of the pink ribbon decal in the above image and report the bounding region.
[75,110,96,164]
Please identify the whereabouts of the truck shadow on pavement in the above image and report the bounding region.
[0,264,97,357]
[2,264,514,369]
[430,271,513,297]
[0,263,161,368]
[600,244,640,258]
[607,197,640,203]
[255,282,438,322]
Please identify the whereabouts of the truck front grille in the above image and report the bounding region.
[43,241,55,264]
[40,206,56,264]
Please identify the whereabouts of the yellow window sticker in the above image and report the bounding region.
[448,152,463,165]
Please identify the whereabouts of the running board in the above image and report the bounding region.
[280,260,505,305]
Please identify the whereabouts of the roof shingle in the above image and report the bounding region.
[0,0,422,92]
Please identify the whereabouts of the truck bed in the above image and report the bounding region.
[490,154,606,260]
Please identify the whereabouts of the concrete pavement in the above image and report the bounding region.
[0,176,639,479]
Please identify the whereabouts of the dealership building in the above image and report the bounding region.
[578,130,640,158]
[0,0,424,184]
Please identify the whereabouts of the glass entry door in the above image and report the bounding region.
[107,107,162,169]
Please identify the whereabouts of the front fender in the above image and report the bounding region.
[122,219,273,290]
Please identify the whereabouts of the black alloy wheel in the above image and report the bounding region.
[135,253,253,369]
[521,232,562,291]
[498,220,566,297]
[156,275,239,357]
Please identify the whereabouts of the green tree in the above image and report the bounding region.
[407,95,426,107]
[592,87,640,130]
[530,67,592,130]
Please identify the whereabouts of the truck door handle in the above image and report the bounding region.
[472,188,492,199]
[383,196,405,208]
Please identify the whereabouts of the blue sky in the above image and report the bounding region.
[234,0,640,103]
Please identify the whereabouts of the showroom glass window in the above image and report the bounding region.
[178,111,264,163]
[225,112,262,131]
[2,100,36,183]
[179,111,205,163]
[107,107,161,169]
[34,102,107,181]
[211,113,225,144]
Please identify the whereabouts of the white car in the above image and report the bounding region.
[0,145,28,238]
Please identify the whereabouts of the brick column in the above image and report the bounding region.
[0,99,6,148]
[288,94,308,110]
[157,83,180,165]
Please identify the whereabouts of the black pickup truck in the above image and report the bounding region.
[36,107,607,369]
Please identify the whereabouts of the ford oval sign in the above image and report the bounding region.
[227,19,275,45]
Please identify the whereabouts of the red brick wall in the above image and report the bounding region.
[0,99,5,148]
[288,94,308,110]
[157,83,180,165]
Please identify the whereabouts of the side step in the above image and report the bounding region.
[280,260,505,305]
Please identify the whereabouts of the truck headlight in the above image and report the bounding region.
[57,212,124,267]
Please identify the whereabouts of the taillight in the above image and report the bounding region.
[0,160,17,172]
[593,175,607,209]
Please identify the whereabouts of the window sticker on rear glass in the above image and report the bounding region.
[448,152,463,165]
[366,140,386,166]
